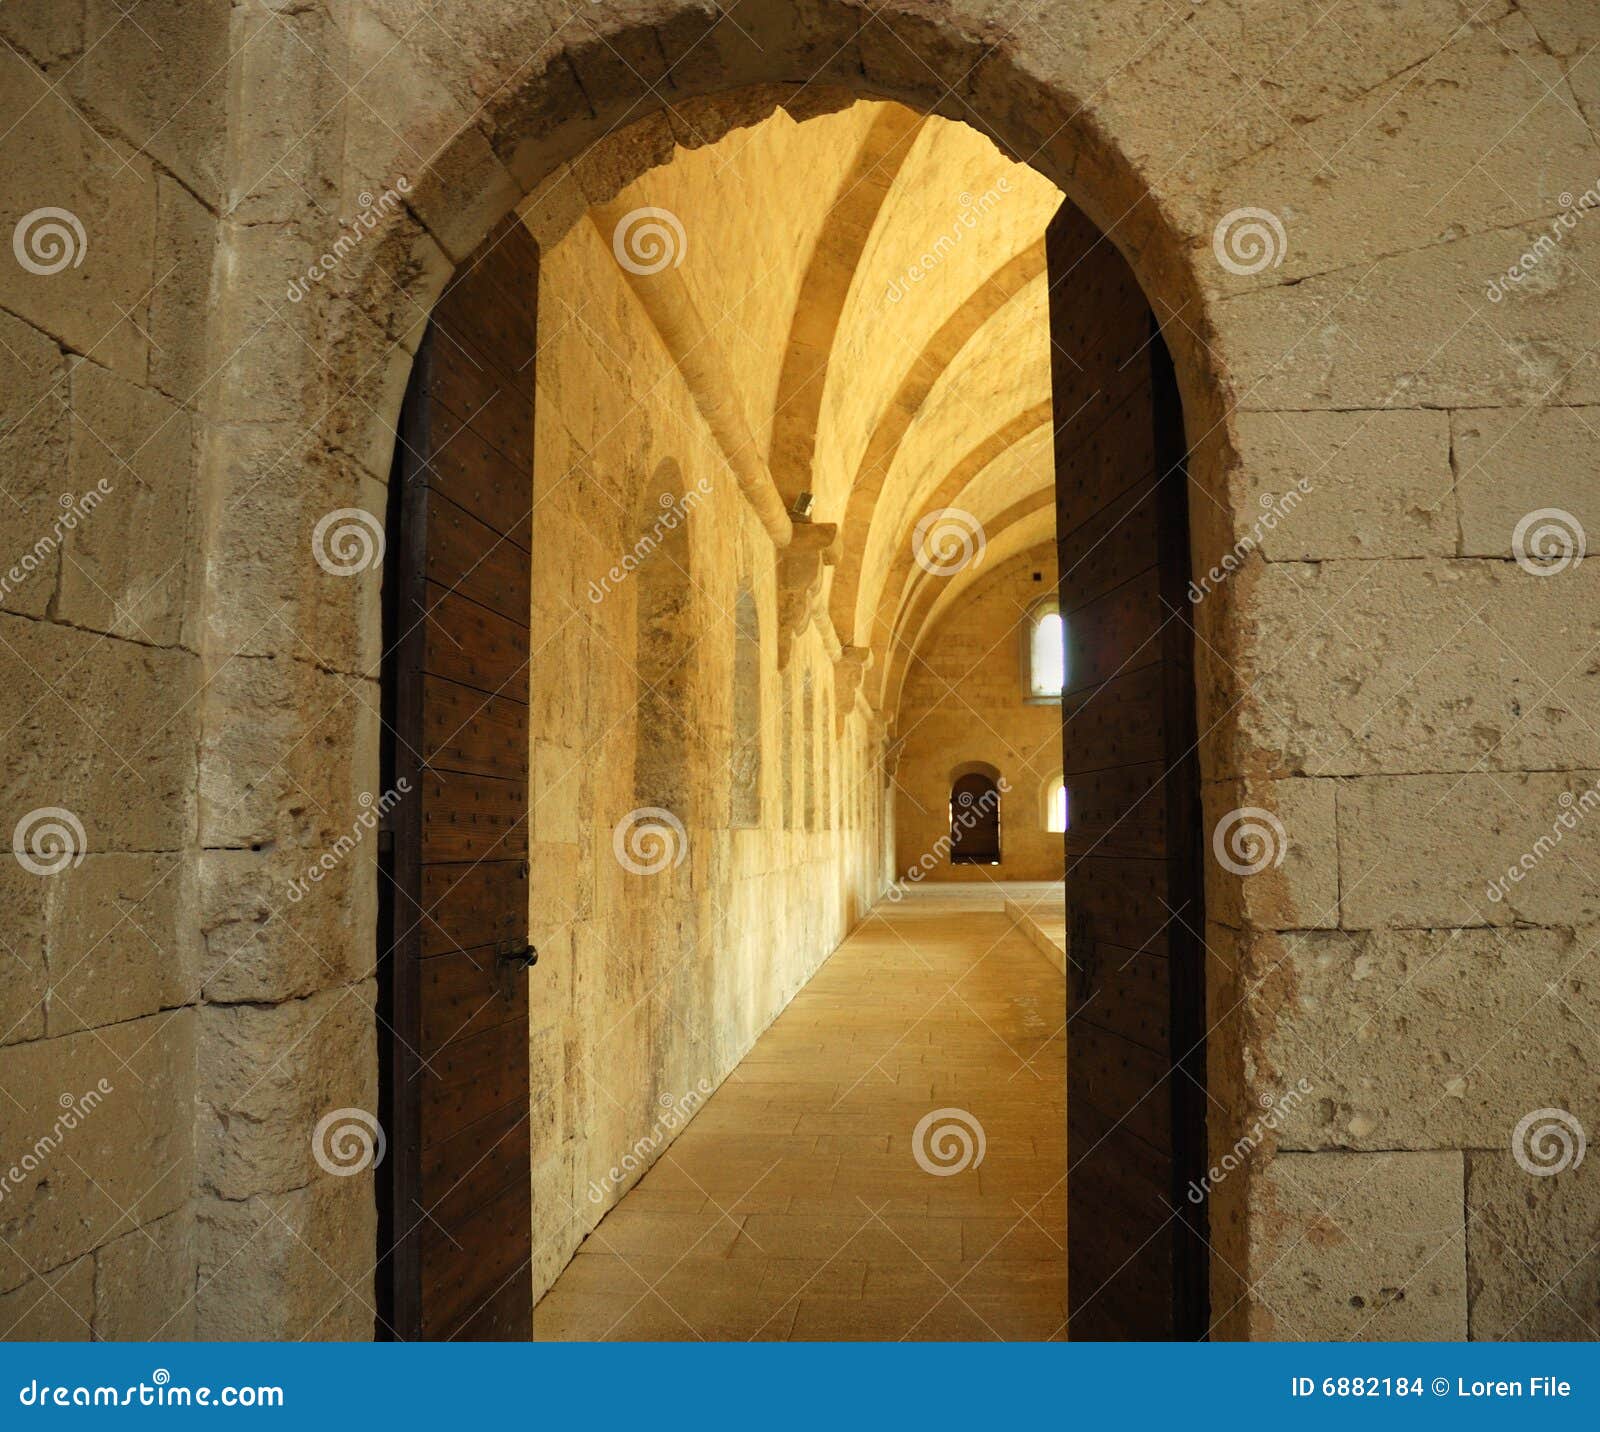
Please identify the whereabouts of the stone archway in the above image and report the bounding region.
[188,0,1577,1342]
[196,0,1244,1340]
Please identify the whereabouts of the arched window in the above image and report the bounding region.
[729,587,761,827]
[1044,774,1068,833]
[1023,598,1065,701]
[949,765,1002,865]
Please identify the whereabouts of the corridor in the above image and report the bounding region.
[534,887,1067,1341]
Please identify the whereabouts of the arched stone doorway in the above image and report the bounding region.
[198,0,1273,1341]
[190,0,1574,1344]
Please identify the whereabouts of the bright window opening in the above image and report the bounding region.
[1046,777,1068,833]
[1026,604,1065,700]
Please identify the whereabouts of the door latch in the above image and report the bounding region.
[494,940,537,998]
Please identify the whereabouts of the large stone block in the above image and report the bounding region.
[1467,1146,1600,1341]
[59,358,195,646]
[0,310,70,621]
[1339,771,1600,929]
[198,844,376,1006]
[0,1256,93,1339]
[196,981,376,1199]
[1202,777,1338,931]
[198,656,379,851]
[1219,409,1453,563]
[225,0,347,226]
[93,1208,194,1340]
[1208,19,1590,288]
[43,852,197,1036]
[1453,405,1600,562]
[70,0,228,205]
[1244,1150,1467,1339]
[197,425,383,672]
[0,1011,194,1293]
[0,51,155,382]
[0,614,197,853]
[196,1180,374,1340]
[1242,559,1600,777]
[1244,924,1598,1149]
[1223,217,1600,411]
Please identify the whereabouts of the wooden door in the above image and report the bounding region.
[378,216,538,1341]
[1048,201,1208,1339]
[949,772,1001,864]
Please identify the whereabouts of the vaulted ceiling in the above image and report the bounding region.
[575,100,1062,724]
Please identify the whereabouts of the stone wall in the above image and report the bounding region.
[893,543,1064,884]
[2,0,1598,1343]
[0,0,231,1339]
[526,212,889,1298]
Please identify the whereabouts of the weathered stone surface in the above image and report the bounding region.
[1203,776,1338,931]
[1242,559,1600,778]
[0,310,70,621]
[94,1209,194,1340]
[1223,409,1454,562]
[0,1011,193,1293]
[198,658,379,851]
[43,852,197,1036]
[0,613,197,853]
[197,844,375,1006]
[1467,1148,1600,1341]
[70,0,229,206]
[0,0,84,67]
[196,982,376,1199]
[1224,216,1600,411]
[1453,405,1600,561]
[0,1256,93,1339]
[196,1180,375,1340]
[0,50,155,382]
[1240,924,1599,1149]
[1339,771,1600,929]
[59,358,195,646]
[196,426,384,671]
[148,176,217,406]
[1245,1150,1468,1340]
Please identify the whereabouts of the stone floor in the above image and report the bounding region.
[534,885,1067,1341]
